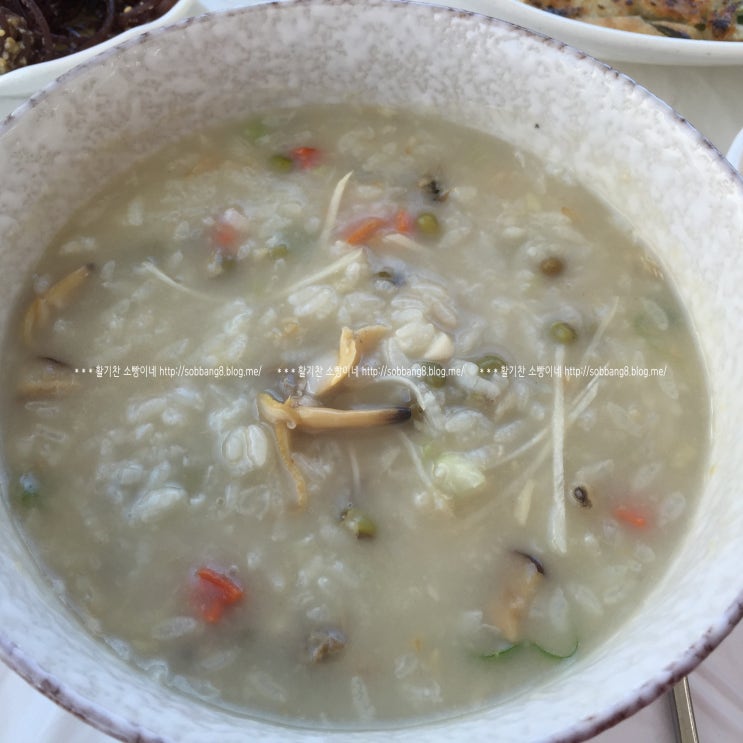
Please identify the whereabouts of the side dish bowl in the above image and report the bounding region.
[1,2,743,742]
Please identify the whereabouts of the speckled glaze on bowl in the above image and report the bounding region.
[1,2,743,742]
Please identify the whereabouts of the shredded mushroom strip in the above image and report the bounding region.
[280,247,363,297]
[580,297,619,365]
[458,369,604,533]
[137,262,221,303]
[319,171,353,249]
[549,344,567,553]
[380,232,427,253]
[509,371,602,499]
[478,301,619,473]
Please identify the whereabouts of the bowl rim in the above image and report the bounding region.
[1,2,742,742]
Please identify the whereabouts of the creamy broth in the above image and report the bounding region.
[1,105,708,726]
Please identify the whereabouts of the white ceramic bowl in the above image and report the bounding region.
[457,0,743,64]
[0,0,203,119]
[1,2,743,741]
[727,127,743,172]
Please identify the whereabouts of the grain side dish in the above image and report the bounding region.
[524,0,743,39]
[0,1,178,74]
[2,104,708,726]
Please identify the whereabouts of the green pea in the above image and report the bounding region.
[341,506,377,539]
[269,244,289,260]
[416,212,441,237]
[476,355,507,377]
[269,154,294,173]
[550,321,578,344]
[421,361,446,388]
[218,254,237,272]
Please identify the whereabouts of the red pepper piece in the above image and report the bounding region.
[290,146,322,170]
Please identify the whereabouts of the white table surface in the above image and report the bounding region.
[1,2,742,741]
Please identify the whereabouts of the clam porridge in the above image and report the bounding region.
[1,105,708,725]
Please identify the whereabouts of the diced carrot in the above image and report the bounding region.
[613,504,651,529]
[290,146,322,170]
[191,567,245,623]
[344,216,386,246]
[196,567,244,603]
[189,155,220,176]
[212,222,240,255]
[201,598,225,624]
[393,208,414,234]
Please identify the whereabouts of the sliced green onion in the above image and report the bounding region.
[481,644,520,660]
[481,639,579,661]
[533,638,580,660]
[269,154,294,173]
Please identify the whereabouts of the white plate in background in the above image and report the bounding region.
[459,0,743,65]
